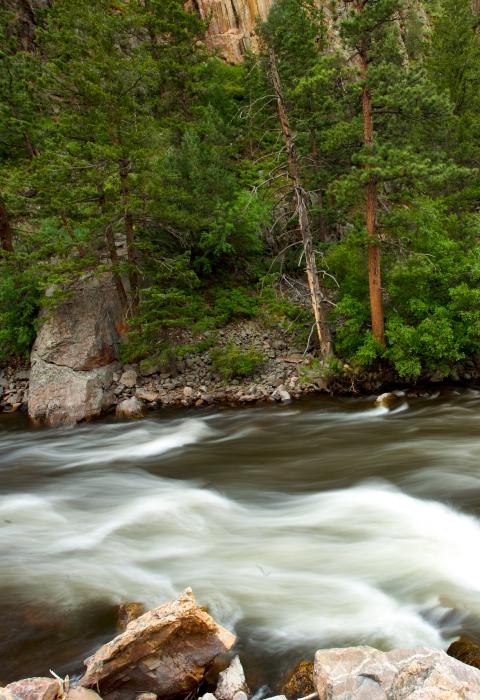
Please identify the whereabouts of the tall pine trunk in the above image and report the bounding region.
[97,185,129,314]
[0,198,13,253]
[357,2,385,345]
[119,157,139,314]
[269,50,333,358]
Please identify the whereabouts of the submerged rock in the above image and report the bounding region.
[281,661,314,699]
[215,656,249,700]
[375,391,404,408]
[80,588,236,700]
[448,636,480,670]
[314,646,480,699]
[115,602,146,631]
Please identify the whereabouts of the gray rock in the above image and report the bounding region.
[120,369,137,388]
[29,360,115,427]
[314,646,480,699]
[136,388,160,403]
[216,655,249,700]
[31,274,122,372]
[272,385,291,402]
[116,397,145,418]
[28,274,123,426]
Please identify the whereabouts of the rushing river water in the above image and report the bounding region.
[1,390,480,687]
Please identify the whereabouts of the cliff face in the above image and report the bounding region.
[191,0,274,62]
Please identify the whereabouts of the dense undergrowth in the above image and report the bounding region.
[1,0,480,382]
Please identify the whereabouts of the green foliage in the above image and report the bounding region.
[327,201,480,377]
[0,263,41,361]
[210,343,266,380]
[2,0,480,384]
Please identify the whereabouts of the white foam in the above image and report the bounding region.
[1,475,479,651]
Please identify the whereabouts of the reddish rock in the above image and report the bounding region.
[80,589,236,700]
[0,677,62,700]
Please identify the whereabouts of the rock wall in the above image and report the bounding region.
[191,0,274,62]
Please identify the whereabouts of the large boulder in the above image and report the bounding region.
[0,677,62,700]
[314,646,480,699]
[28,274,123,426]
[79,589,236,700]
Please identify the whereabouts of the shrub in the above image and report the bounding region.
[210,343,265,380]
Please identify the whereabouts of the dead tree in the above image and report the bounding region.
[269,49,333,358]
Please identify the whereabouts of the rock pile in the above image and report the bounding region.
[0,367,29,413]
[2,591,480,700]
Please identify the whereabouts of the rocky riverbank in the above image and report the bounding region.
[2,589,480,700]
[2,318,480,423]
[1,274,480,425]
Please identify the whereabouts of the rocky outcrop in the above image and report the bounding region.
[80,588,236,700]
[28,275,123,426]
[190,0,273,62]
[314,646,480,699]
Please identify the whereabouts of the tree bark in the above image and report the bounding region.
[357,0,385,346]
[119,157,139,313]
[269,49,333,358]
[0,198,14,253]
[98,185,129,314]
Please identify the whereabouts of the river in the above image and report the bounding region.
[1,390,480,688]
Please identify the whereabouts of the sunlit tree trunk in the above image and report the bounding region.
[356,0,385,345]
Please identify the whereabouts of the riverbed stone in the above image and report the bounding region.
[314,646,480,699]
[215,656,248,700]
[120,369,137,388]
[135,388,160,403]
[447,636,480,670]
[80,588,236,700]
[116,397,145,418]
[29,359,115,426]
[281,660,315,699]
[116,601,146,631]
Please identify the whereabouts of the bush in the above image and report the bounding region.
[210,343,266,380]
[0,263,40,362]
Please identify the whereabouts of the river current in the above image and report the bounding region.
[1,390,480,686]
